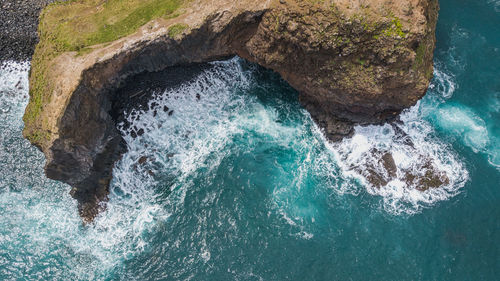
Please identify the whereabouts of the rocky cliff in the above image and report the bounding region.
[23,0,438,222]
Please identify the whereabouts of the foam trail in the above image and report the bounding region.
[426,66,500,170]
[432,104,489,152]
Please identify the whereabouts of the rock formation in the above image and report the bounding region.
[22,0,439,222]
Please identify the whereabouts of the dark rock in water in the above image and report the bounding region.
[138,156,148,165]
[381,152,397,178]
[15,80,23,90]
[403,161,450,191]
[365,169,389,189]
[361,149,450,191]
[362,149,398,188]
[133,156,157,178]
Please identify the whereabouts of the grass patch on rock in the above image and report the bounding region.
[168,23,189,37]
[42,0,184,52]
[24,0,185,143]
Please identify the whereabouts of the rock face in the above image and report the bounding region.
[23,0,439,222]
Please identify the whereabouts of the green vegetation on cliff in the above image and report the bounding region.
[168,23,189,37]
[24,0,185,141]
[40,0,183,52]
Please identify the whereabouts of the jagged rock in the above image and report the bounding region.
[22,0,439,221]
[360,149,450,191]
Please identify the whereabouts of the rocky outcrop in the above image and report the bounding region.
[23,0,439,222]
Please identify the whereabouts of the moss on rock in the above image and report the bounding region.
[168,23,189,37]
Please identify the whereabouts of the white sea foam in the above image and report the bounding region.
[116,58,254,198]
[0,61,30,121]
[324,104,469,215]
[0,62,124,279]
[317,66,470,215]
[433,104,490,151]
[429,66,457,100]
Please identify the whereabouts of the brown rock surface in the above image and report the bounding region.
[22,0,439,221]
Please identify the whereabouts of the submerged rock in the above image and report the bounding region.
[362,149,398,188]
[361,149,450,191]
[403,161,450,191]
[22,0,439,222]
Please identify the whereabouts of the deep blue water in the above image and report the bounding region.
[0,0,499,280]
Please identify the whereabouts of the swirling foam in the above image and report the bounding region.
[320,67,470,215]
[0,61,169,279]
[330,107,468,215]
[426,67,500,170]
[114,58,325,240]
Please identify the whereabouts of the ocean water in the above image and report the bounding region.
[0,0,499,280]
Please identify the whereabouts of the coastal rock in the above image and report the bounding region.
[22,0,439,221]
[361,149,449,190]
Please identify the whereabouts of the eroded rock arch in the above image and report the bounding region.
[23,0,438,221]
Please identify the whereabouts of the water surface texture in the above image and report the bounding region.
[0,0,499,280]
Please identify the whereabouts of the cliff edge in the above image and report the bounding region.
[23,0,438,222]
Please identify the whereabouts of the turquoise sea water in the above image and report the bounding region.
[0,0,499,280]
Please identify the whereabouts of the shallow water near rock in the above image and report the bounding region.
[0,0,499,280]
